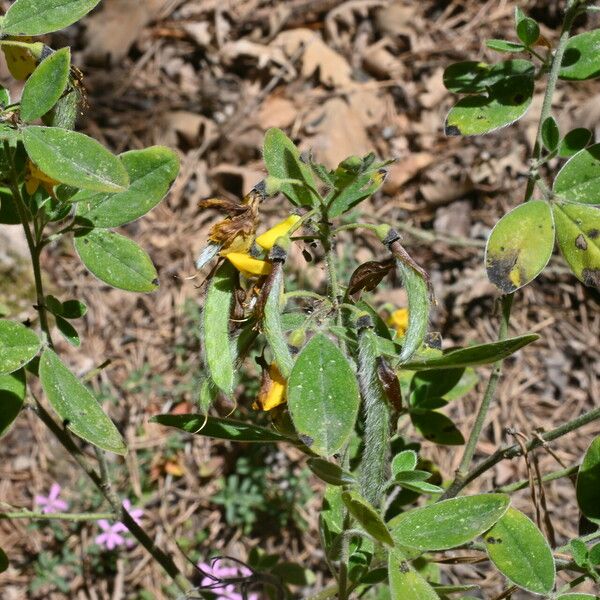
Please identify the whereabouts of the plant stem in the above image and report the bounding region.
[441,293,513,500]
[496,463,579,493]
[453,406,600,496]
[0,511,115,522]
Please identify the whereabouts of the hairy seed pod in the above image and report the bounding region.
[357,318,390,507]
[202,260,236,396]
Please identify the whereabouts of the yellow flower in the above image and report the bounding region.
[226,252,272,278]
[388,308,409,337]
[25,161,60,197]
[255,215,301,250]
[254,364,286,411]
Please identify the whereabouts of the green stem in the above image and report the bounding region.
[441,293,513,500]
[0,511,115,522]
[556,530,600,554]
[452,405,600,496]
[496,463,579,493]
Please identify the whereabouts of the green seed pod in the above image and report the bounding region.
[357,319,390,507]
[42,85,83,130]
[202,261,236,396]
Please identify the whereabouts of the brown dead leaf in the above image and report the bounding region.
[275,28,353,88]
[383,153,434,194]
[258,96,297,130]
[347,89,388,128]
[209,164,264,197]
[220,39,294,78]
[83,0,169,63]
[362,40,405,80]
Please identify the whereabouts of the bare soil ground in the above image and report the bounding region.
[1,1,599,598]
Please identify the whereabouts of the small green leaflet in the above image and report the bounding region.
[388,551,440,600]
[576,436,600,521]
[39,349,126,454]
[514,8,540,46]
[486,39,526,53]
[0,319,41,375]
[287,333,360,457]
[0,369,26,439]
[553,143,600,205]
[484,508,555,594]
[411,411,464,446]
[74,147,180,228]
[342,490,394,546]
[389,494,510,550]
[1,0,101,35]
[23,126,129,193]
[558,128,593,158]
[203,261,235,396]
[560,29,600,81]
[445,75,534,136]
[151,414,291,443]
[262,128,319,207]
[485,201,555,293]
[308,458,355,486]
[553,203,600,289]
[20,48,71,122]
[541,116,560,152]
[391,450,418,476]
[74,229,159,293]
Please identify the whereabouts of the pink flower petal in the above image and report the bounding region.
[48,483,62,500]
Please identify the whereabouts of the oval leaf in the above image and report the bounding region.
[20,48,71,122]
[557,595,599,600]
[560,29,600,81]
[287,333,360,456]
[342,490,394,546]
[443,60,534,94]
[0,369,26,438]
[541,116,560,152]
[1,0,102,35]
[392,450,418,476]
[553,203,600,289]
[389,552,440,600]
[389,494,510,551]
[308,458,355,486]
[445,75,533,136]
[74,147,180,227]
[0,319,41,375]
[39,349,126,454]
[203,261,235,396]
[151,413,291,443]
[485,201,555,293]
[484,508,555,594]
[558,128,593,158]
[263,128,319,207]
[554,143,600,205]
[74,228,158,292]
[23,126,129,193]
[410,411,465,446]
[577,436,600,521]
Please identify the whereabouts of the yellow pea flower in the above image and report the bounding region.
[388,308,409,337]
[25,161,60,197]
[254,364,286,411]
[226,252,272,278]
[255,215,301,250]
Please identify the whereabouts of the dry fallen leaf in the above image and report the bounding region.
[258,95,297,130]
[383,152,434,194]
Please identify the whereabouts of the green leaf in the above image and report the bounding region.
[342,490,394,546]
[308,458,356,486]
[560,29,600,81]
[590,542,600,565]
[203,261,235,396]
[398,480,444,495]
[553,203,600,289]
[20,48,71,122]
[515,10,540,46]
[263,128,319,207]
[411,368,465,402]
[556,595,599,600]
[388,552,440,600]
[410,411,464,445]
[400,334,539,370]
[445,75,533,136]
[0,319,41,375]
[73,147,180,228]
[484,507,555,594]
[558,128,593,158]
[55,315,80,347]
[392,450,417,476]
[443,60,534,94]
[23,126,129,193]
[389,494,510,550]
[151,413,292,443]
[39,349,126,454]
[0,369,26,438]
[287,333,360,456]
[74,228,158,293]
[1,0,101,35]
[577,436,600,521]
[541,116,560,152]
[485,200,555,293]
[486,39,526,53]
[554,143,600,205]
[570,539,589,567]
[61,299,87,319]
[0,188,20,224]
[0,547,8,573]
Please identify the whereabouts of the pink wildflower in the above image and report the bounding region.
[197,559,258,600]
[35,483,69,514]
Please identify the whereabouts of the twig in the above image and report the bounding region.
[496,464,579,493]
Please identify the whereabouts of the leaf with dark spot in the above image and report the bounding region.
[347,258,395,300]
